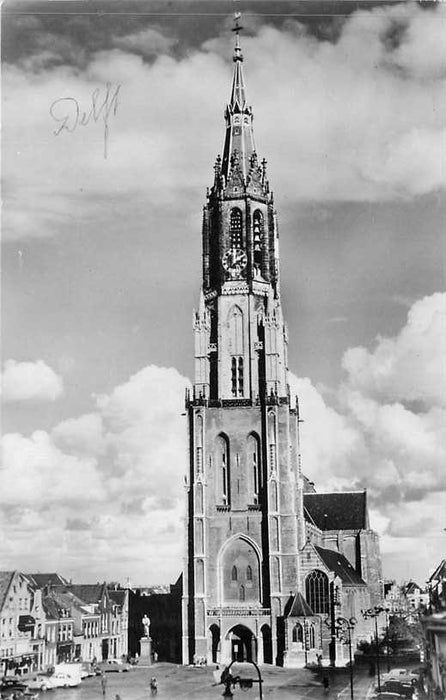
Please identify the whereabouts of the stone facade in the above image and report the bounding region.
[182,27,381,668]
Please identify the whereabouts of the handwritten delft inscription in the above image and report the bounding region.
[50,83,121,159]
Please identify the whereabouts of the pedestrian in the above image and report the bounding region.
[115,695,121,700]
[150,676,157,696]
[213,665,221,685]
[323,675,330,693]
[101,671,107,697]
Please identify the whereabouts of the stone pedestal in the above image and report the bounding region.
[139,637,152,666]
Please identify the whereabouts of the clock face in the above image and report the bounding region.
[222,248,248,278]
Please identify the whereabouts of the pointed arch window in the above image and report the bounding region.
[308,624,315,649]
[305,570,329,614]
[239,585,245,602]
[229,306,244,397]
[253,210,263,274]
[195,414,203,473]
[246,565,252,581]
[217,435,230,505]
[248,433,261,504]
[231,566,238,582]
[268,412,277,472]
[230,208,243,248]
[292,624,303,644]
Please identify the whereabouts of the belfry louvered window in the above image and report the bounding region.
[305,570,329,614]
[253,210,263,272]
[230,208,242,248]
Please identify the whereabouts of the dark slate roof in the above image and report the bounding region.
[315,546,366,585]
[67,584,105,604]
[109,590,126,605]
[404,581,422,594]
[428,560,446,583]
[304,491,367,531]
[284,592,314,618]
[0,571,15,611]
[27,573,69,589]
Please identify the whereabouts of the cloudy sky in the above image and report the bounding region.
[2,0,445,587]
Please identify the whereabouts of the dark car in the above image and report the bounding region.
[0,678,27,692]
[378,680,415,697]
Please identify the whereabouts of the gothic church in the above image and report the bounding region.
[182,23,382,668]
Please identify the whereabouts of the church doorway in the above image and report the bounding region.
[228,625,256,663]
[261,624,273,664]
[209,624,220,663]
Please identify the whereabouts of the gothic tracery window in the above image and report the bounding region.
[305,570,329,614]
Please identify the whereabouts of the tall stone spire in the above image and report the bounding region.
[221,12,256,181]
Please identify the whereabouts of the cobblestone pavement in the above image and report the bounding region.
[32,663,375,700]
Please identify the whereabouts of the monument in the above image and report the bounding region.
[139,614,152,666]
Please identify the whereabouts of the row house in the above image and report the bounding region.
[0,571,46,676]
[0,572,129,676]
[58,583,128,662]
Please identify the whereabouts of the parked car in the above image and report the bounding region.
[26,673,60,691]
[379,680,416,697]
[1,678,27,690]
[383,669,419,684]
[98,659,132,673]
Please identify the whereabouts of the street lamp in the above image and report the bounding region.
[361,606,390,693]
[325,616,357,700]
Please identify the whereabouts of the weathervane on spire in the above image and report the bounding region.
[232,1,243,62]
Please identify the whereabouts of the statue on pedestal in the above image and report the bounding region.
[142,614,151,638]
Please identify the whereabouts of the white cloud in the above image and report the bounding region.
[290,293,446,580]
[0,364,189,583]
[113,27,177,57]
[1,359,63,402]
[342,292,446,408]
[1,294,444,583]
[3,3,446,241]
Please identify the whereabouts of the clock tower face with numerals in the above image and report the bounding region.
[222,248,248,278]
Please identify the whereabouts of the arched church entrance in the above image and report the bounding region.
[261,624,273,664]
[209,624,220,664]
[228,625,256,663]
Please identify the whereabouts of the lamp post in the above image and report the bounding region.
[220,659,263,699]
[361,606,390,693]
[325,616,356,700]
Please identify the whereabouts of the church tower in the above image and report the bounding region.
[182,19,306,666]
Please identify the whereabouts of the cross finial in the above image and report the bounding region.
[232,4,243,62]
